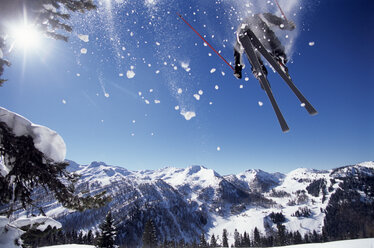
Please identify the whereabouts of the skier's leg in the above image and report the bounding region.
[267,30,287,62]
[234,48,243,79]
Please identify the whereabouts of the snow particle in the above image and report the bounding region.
[80,48,87,54]
[180,111,196,120]
[309,41,315,46]
[145,100,150,104]
[173,66,178,70]
[210,68,216,73]
[154,100,160,104]
[155,70,160,74]
[216,146,221,151]
[156,41,160,46]
[132,120,136,124]
[221,71,225,76]
[193,94,200,101]
[76,73,80,77]
[240,85,244,89]
[245,77,249,81]
[62,99,66,104]
[127,70,135,79]
[209,102,213,105]
[105,93,110,98]
[78,34,89,42]
[119,73,124,77]
[301,103,306,107]
[198,90,203,95]
[175,105,180,110]
[258,101,263,106]
[177,88,183,94]
[215,85,219,90]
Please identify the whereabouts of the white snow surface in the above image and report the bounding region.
[0,107,66,163]
[0,216,23,248]
[42,245,94,248]
[273,238,374,248]
[13,216,61,231]
[0,216,61,248]
[40,239,374,248]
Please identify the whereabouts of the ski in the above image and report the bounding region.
[245,29,318,116]
[239,34,290,133]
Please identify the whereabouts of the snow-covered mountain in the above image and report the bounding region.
[19,161,374,247]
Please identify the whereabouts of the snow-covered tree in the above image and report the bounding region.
[0,0,96,84]
[0,107,109,247]
[0,109,109,216]
[96,211,117,248]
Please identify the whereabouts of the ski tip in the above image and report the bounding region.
[309,110,318,116]
[282,128,290,133]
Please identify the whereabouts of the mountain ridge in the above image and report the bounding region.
[20,160,374,247]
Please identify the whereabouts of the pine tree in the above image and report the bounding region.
[87,230,94,245]
[142,219,157,248]
[222,229,229,247]
[276,224,287,246]
[210,234,217,247]
[242,231,250,247]
[0,0,96,84]
[96,211,117,248]
[293,231,302,244]
[0,122,109,217]
[199,233,208,248]
[253,227,261,247]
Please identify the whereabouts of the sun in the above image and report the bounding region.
[9,22,42,50]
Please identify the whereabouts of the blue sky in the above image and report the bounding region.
[1,0,373,174]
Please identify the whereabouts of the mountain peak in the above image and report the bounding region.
[88,161,108,168]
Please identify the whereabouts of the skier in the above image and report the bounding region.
[233,13,296,79]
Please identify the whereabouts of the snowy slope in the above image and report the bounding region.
[40,238,374,248]
[272,238,374,248]
[16,161,374,247]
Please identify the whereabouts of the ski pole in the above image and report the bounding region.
[273,0,288,22]
[177,12,234,71]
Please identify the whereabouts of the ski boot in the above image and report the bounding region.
[275,56,290,77]
[234,64,242,79]
[251,65,269,90]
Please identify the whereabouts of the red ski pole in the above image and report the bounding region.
[177,12,234,71]
[273,0,288,22]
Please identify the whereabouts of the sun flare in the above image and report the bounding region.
[10,23,42,50]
